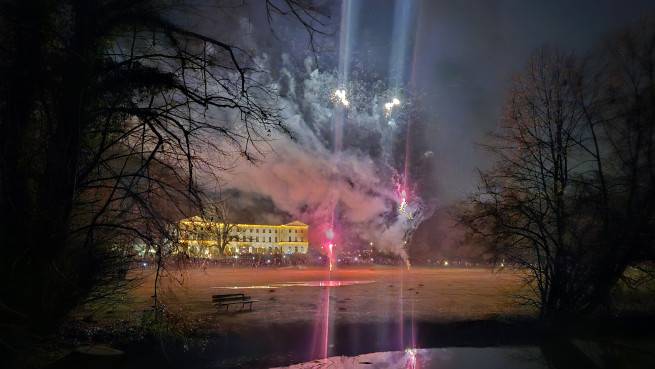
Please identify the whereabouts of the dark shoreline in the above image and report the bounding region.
[49,315,655,369]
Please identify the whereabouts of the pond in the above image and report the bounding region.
[273,347,547,369]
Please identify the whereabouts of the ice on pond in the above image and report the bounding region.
[272,347,546,369]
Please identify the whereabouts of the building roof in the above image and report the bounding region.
[284,221,308,227]
[179,217,308,228]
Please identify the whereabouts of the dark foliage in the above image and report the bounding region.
[0,0,327,360]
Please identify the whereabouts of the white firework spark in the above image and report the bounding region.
[333,89,350,107]
[384,97,401,116]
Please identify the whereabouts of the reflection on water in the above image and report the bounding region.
[273,347,547,369]
[212,280,375,289]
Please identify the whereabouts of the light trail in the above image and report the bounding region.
[318,1,360,358]
[388,2,421,361]
[313,0,423,363]
[389,0,418,90]
[322,284,331,359]
[337,0,357,86]
[327,242,334,271]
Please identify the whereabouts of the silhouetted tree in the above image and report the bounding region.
[460,49,588,318]
[460,19,655,320]
[0,0,326,358]
[205,197,240,257]
[577,17,655,309]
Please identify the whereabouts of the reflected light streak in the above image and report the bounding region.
[405,348,418,369]
[322,285,330,358]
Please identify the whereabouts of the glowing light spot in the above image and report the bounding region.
[399,198,407,212]
[398,197,413,219]
[384,97,401,116]
[405,348,417,369]
[333,89,350,107]
[327,242,334,271]
[444,260,449,267]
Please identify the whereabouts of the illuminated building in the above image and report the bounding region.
[177,216,309,258]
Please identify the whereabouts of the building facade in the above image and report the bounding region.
[178,216,309,258]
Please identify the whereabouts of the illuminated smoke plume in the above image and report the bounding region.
[207,55,429,255]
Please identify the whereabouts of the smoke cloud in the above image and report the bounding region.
[204,54,428,254]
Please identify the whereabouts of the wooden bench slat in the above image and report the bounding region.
[212,296,250,302]
[212,293,245,298]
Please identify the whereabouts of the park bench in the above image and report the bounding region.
[212,293,259,311]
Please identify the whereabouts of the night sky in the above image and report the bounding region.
[411,0,655,203]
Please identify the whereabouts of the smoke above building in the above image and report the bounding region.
[198,54,433,255]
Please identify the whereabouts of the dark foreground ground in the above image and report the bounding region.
[51,317,655,368]
[47,267,655,368]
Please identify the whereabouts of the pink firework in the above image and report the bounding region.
[327,242,334,271]
[395,178,414,220]
[323,227,336,271]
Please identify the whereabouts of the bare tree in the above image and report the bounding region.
[577,17,655,307]
[459,49,589,318]
[0,0,327,356]
[460,19,655,320]
[205,198,240,257]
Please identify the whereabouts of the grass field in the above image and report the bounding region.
[122,266,533,331]
[66,266,655,369]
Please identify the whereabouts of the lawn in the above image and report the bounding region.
[124,266,533,331]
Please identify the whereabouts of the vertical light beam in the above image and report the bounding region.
[388,0,418,90]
